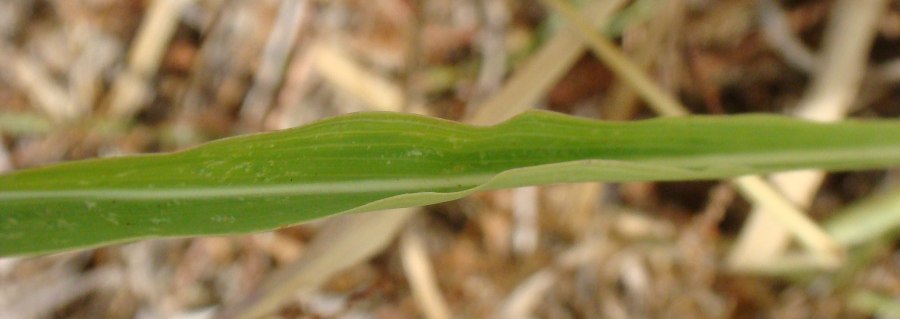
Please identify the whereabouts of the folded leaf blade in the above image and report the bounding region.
[2,111,899,256]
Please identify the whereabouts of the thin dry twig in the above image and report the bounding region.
[107,0,193,119]
[264,45,320,129]
[401,227,452,319]
[794,0,889,122]
[466,0,628,125]
[0,45,81,122]
[512,186,539,255]
[238,0,309,129]
[469,0,510,107]
[402,0,424,113]
[733,176,843,268]
[310,41,406,112]
[218,208,417,319]
[537,0,688,117]
[604,0,681,120]
[758,0,817,73]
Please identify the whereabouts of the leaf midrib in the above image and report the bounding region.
[3,143,898,201]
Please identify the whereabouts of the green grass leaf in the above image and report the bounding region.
[2,111,899,256]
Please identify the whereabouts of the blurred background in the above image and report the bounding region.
[0,0,898,318]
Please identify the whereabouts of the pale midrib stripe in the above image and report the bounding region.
[0,174,494,200]
[2,147,898,201]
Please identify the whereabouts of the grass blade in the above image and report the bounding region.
[1,111,899,256]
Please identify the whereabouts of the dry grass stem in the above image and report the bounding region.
[537,0,688,117]
[107,0,193,119]
[467,0,628,125]
[238,0,309,129]
[218,208,416,319]
[401,228,452,319]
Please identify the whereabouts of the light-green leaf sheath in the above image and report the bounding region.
[2,111,899,256]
